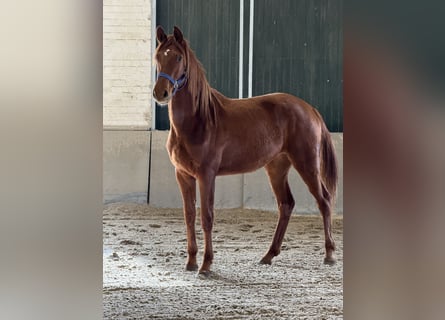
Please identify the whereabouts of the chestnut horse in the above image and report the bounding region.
[153,26,338,276]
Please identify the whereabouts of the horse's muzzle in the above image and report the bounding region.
[153,86,171,105]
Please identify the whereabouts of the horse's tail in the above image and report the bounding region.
[320,125,338,204]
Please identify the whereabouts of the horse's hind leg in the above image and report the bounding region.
[289,153,337,265]
[309,176,336,264]
[260,154,295,265]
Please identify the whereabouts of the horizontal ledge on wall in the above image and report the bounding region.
[103,124,151,131]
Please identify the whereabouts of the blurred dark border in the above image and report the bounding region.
[1,0,444,319]
[344,0,445,319]
[0,1,103,319]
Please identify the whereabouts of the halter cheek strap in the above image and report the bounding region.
[157,72,187,96]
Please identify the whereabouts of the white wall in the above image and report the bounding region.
[103,0,153,130]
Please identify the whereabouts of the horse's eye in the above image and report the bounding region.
[177,55,182,62]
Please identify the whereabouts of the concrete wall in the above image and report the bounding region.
[148,131,343,214]
[103,0,153,130]
[103,131,150,204]
[103,130,343,214]
[149,131,245,209]
[102,0,153,202]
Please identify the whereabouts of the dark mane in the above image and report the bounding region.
[183,39,220,126]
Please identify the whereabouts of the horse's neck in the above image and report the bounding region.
[168,89,210,149]
[168,87,199,132]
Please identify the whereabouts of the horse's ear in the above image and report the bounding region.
[173,26,184,44]
[156,25,167,44]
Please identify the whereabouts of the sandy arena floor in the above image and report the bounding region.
[103,203,343,319]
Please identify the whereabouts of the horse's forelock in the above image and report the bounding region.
[156,36,184,56]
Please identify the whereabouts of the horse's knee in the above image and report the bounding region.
[201,221,213,233]
[200,211,214,232]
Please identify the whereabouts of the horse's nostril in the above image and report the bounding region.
[163,90,168,98]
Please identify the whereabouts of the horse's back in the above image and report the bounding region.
[221,92,322,138]
[223,91,316,118]
[216,92,323,175]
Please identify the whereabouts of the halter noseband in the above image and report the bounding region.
[157,72,187,96]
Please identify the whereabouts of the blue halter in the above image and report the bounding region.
[157,72,187,96]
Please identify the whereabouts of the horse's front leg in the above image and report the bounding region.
[197,173,216,276]
[175,170,198,271]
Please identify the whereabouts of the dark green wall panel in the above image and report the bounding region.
[156,0,343,131]
[157,0,240,95]
[253,0,343,131]
[156,0,240,129]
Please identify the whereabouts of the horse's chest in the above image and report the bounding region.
[167,140,199,176]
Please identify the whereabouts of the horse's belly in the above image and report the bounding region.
[217,160,269,175]
[218,143,282,175]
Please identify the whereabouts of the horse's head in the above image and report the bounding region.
[153,26,188,105]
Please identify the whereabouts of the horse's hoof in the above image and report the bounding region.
[324,256,337,265]
[185,263,198,271]
[198,269,212,278]
[259,257,272,265]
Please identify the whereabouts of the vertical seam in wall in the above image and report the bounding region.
[248,0,254,98]
[239,0,244,99]
[244,0,255,207]
[240,0,245,208]
[148,1,156,202]
[147,130,153,203]
[151,0,157,130]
